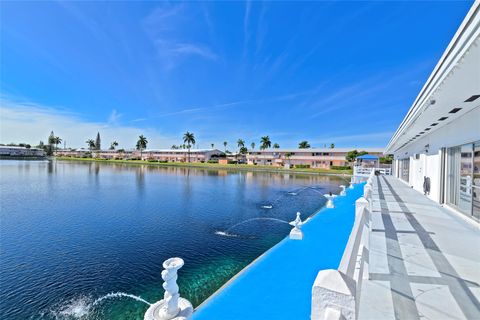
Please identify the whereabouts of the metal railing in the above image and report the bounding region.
[354,166,391,177]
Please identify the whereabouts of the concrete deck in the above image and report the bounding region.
[358,175,480,320]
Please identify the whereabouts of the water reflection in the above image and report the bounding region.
[0,159,343,319]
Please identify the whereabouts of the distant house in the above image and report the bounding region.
[138,149,224,163]
[55,148,92,158]
[355,154,380,167]
[0,146,45,158]
[246,148,384,169]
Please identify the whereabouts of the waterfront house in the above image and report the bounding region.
[55,148,94,158]
[0,146,45,158]
[137,149,224,163]
[246,148,384,169]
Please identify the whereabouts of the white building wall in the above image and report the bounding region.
[395,107,479,159]
[425,152,441,202]
[394,107,479,204]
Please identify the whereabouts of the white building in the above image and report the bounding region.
[0,146,45,158]
[385,2,480,221]
[139,149,224,163]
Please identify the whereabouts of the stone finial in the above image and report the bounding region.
[324,193,336,208]
[144,258,193,320]
[289,212,304,240]
[349,176,355,189]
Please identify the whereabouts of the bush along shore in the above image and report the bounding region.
[55,157,353,176]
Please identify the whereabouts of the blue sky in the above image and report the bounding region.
[0,1,473,150]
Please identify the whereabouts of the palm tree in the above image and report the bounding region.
[285,152,292,167]
[260,136,271,150]
[223,141,227,153]
[86,139,95,151]
[235,139,245,160]
[136,135,148,159]
[251,142,255,150]
[273,143,280,148]
[330,143,335,149]
[110,141,118,150]
[299,141,310,149]
[211,143,214,149]
[53,136,62,152]
[183,132,196,162]
[237,139,245,149]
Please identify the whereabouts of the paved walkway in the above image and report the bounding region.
[358,176,480,320]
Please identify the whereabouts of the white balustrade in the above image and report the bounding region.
[311,180,373,320]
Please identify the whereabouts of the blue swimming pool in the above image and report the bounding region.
[193,184,363,320]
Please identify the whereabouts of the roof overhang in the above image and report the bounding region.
[385,2,480,154]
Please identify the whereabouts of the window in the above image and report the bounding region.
[399,158,410,182]
[446,142,480,221]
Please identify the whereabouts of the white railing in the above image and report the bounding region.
[311,174,374,320]
[354,166,391,177]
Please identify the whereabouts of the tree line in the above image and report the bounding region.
[37,130,343,160]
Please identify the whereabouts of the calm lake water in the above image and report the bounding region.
[0,160,344,319]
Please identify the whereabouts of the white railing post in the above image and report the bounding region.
[355,197,370,289]
[311,269,356,320]
[364,183,373,213]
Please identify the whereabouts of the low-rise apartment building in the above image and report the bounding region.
[140,149,224,162]
[0,146,45,158]
[55,148,92,158]
[55,148,224,162]
[246,148,384,168]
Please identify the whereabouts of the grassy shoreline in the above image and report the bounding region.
[55,157,352,176]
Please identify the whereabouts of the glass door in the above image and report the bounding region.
[446,142,478,221]
[458,144,473,214]
[473,141,480,220]
[446,146,461,207]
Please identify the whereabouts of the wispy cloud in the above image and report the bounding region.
[143,4,218,69]
[107,109,122,125]
[310,131,393,148]
[305,62,432,119]
[155,41,217,61]
[152,87,323,119]
[243,0,252,59]
[0,97,173,149]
